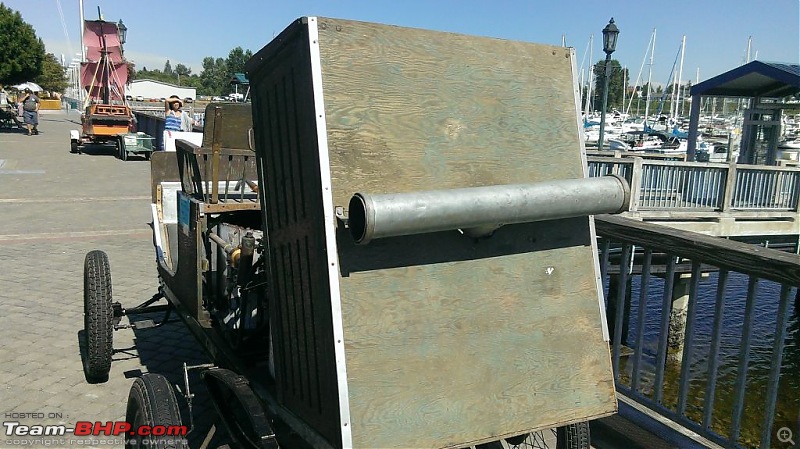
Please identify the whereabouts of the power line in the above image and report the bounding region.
[55,0,74,61]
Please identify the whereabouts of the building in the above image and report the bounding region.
[126,79,196,101]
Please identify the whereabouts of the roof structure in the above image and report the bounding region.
[230,73,249,86]
[689,61,800,98]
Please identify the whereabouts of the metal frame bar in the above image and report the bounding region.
[702,269,729,429]
[730,276,759,442]
[758,285,793,449]
[612,244,632,380]
[676,261,702,416]
[631,249,652,392]
[654,256,677,405]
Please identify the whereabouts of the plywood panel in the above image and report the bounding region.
[315,18,616,449]
[318,18,583,208]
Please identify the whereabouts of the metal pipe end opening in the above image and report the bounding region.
[348,193,371,244]
[607,174,631,213]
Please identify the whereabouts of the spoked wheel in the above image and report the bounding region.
[83,250,114,381]
[499,422,590,449]
[125,374,188,449]
[474,422,590,449]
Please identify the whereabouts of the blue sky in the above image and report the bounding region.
[5,0,799,86]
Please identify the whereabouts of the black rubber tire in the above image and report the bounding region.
[70,140,79,154]
[555,421,590,449]
[118,137,128,161]
[83,250,113,381]
[125,374,188,449]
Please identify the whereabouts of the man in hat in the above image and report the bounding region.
[164,95,194,132]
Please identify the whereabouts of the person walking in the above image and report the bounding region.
[20,88,40,135]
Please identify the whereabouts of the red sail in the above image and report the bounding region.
[80,19,128,102]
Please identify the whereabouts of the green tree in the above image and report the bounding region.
[225,46,252,79]
[174,63,191,86]
[163,59,173,76]
[0,3,45,84]
[35,52,67,94]
[592,59,627,111]
[126,61,135,84]
[199,56,227,96]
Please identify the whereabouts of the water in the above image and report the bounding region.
[607,271,800,448]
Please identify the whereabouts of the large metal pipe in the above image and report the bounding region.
[348,175,630,244]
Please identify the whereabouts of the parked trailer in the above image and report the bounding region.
[81,17,626,449]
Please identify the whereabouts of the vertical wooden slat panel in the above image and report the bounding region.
[249,20,342,446]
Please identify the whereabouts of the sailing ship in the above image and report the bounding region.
[70,10,133,153]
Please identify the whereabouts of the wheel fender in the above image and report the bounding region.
[201,368,278,449]
[70,129,81,141]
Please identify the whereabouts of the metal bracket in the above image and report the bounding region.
[182,362,217,436]
[335,206,349,228]
[248,128,255,152]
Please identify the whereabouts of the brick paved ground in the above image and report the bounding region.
[0,112,222,449]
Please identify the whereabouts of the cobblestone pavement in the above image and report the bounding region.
[0,112,222,449]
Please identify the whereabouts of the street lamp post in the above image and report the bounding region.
[597,18,619,151]
[117,20,127,45]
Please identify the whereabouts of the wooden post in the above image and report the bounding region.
[667,273,691,363]
[628,157,643,213]
[686,93,701,161]
[720,162,737,212]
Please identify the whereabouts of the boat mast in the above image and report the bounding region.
[584,34,594,118]
[673,35,685,120]
[644,29,656,128]
[94,6,110,105]
[746,36,752,63]
[624,29,655,117]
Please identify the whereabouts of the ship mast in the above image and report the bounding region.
[672,35,685,120]
[644,29,656,128]
[97,7,110,105]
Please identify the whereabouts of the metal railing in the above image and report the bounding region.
[595,215,800,448]
[587,155,800,214]
[734,167,800,210]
